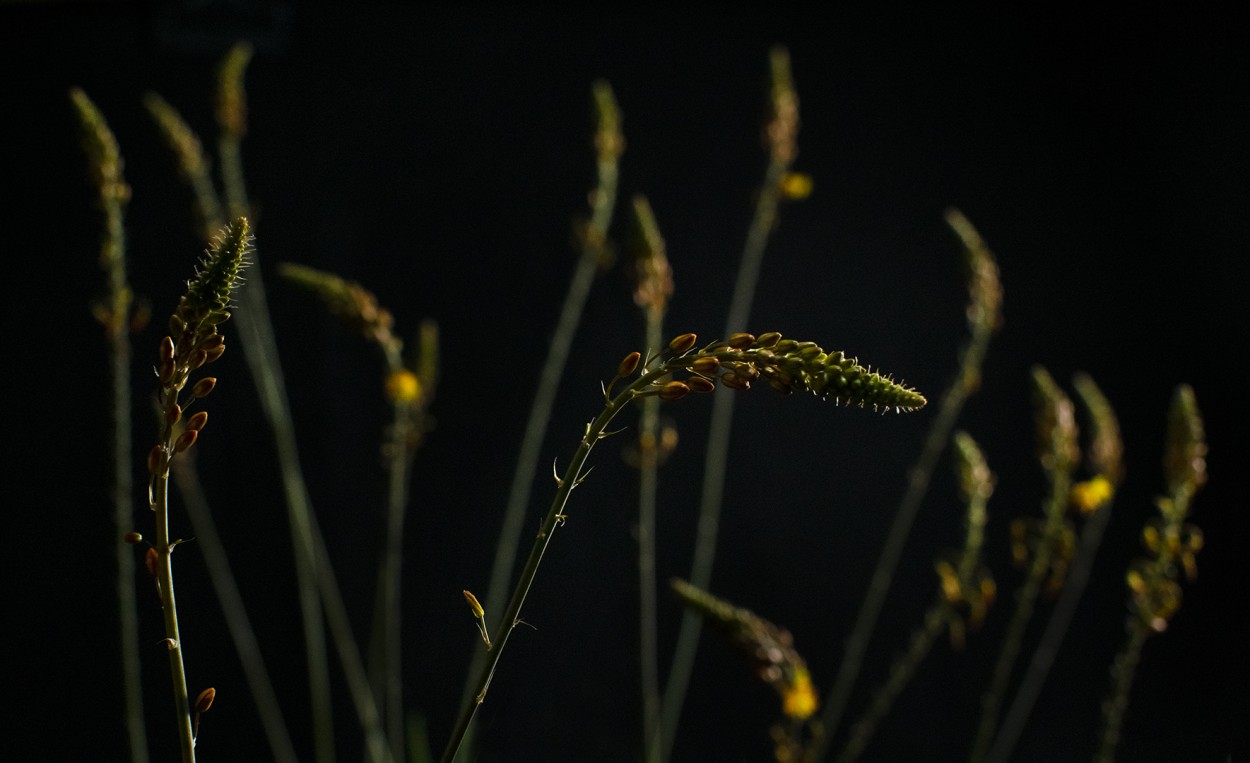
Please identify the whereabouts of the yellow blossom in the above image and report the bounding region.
[781,668,819,719]
[1071,475,1115,514]
[386,369,421,403]
[778,172,813,200]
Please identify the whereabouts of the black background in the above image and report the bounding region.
[3,4,1246,762]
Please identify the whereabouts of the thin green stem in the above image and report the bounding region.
[656,143,789,763]
[1095,621,1149,762]
[987,497,1114,763]
[462,80,621,751]
[836,604,950,763]
[638,312,664,762]
[152,419,196,762]
[967,473,1071,762]
[442,361,679,763]
[172,457,300,763]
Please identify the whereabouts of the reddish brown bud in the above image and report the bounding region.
[721,372,751,391]
[688,376,717,393]
[190,377,217,398]
[147,445,163,475]
[169,314,186,337]
[203,344,226,364]
[658,381,691,400]
[727,332,755,350]
[198,332,224,352]
[165,403,182,428]
[159,336,175,363]
[690,356,720,374]
[194,687,216,713]
[159,359,176,385]
[186,411,209,432]
[174,429,199,453]
[188,350,209,371]
[145,547,158,578]
[123,531,143,545]
[667,333,697,355]
[617,351,642,378]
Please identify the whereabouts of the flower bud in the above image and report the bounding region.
[688,376,716,393]
[727,333,755,350]
[616,351,642,378]
[658,381,690,400]
[204,344,226,364]
[159,336,175,363]
[174,429,199,453]
[165,403,182,428]
[690,356,720,374]
[124,531,143,545]
[667,333,697,355]
[190,377,217,398]
[188,349,209,371]
[186,411,209,432]
[147,445,163,475]
[194,687,216,713]
[145,547,158,578]
[755,331,782,348]
[462,590,485,619]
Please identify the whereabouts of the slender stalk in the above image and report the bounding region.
[628,195,673,762]
[967,368,1078,762]
[152,463,197,763]
[809,208,999,760]
[442,360,681,763]
[70,87,150,763]
[172,457,299,763]
[657,47,797,762]
[461,80,622,750]
[836,605,950,763]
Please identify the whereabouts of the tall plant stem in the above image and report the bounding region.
[152,438,196,762]
[172,459,299,763]
[987,498,1113,762]
[968,473,1071,762]
[809,209,998,760]
[442,361,681,763]
[637,320,663,762]
[461,80,621,746]
[655,140,789,763]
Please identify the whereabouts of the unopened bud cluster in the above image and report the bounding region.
[648,331,926,413]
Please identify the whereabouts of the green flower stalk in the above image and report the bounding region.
[836,432,995,763]
[147,218,252,763]
[811,209,1001,759]
[71,86,149,763]
[1096,385,1206,763]
[442,332,923,762]
[669,579,819,763]
[969,366,1079,763]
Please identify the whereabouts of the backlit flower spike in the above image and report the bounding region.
[669,579,818,721]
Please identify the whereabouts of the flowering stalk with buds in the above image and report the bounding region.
[441,331,924,762]
[145,218,251,762]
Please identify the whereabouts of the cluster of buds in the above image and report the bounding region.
[148,219,251,486]
[939,432,996,648]
[629,332,927,413]
[670,578,818,722]
[1125,385,1207,633]
[278,263,400,358]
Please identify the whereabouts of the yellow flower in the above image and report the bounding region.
[1071,475,1115,514]
[778,172,813,200]
[386,369,421,403]
[781,668,819,719]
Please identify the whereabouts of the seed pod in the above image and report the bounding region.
[194,687,216,713]
[174,429,199,453]
[123,531,143,545]
[617,351,642,378]
[186,411,209,432]
[190,377,217,398]
[667,333,697,355]
[727,333,755,350]
[658,381,691,400]
[688,376,716,393]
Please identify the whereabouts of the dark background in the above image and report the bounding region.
[4,3,1246,762]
